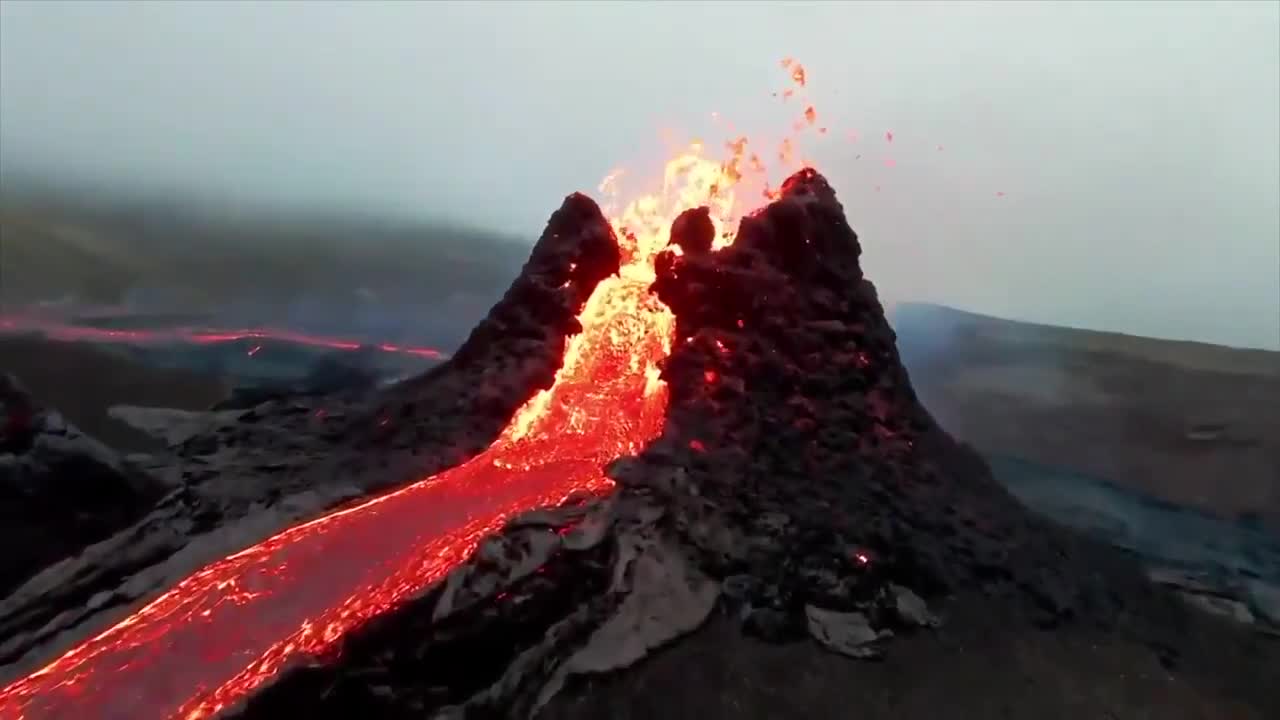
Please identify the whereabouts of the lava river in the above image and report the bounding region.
[0,147,762,720]
[0,316,448,360]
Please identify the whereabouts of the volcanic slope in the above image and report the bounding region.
[0,193,622,686]
[229,170,1279,719]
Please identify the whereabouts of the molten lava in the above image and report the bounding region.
[0,317,448,360]
[1,61,826,720]
[0,152,770,720]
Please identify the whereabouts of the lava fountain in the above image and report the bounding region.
[1,58,823,720]
[0,148,771,720]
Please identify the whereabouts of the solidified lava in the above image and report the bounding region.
[217,170,1147,719]
[0,375,168,598]
[0,163,1153,720]
[0,49,1161,719]
[668,207,715,256]
[643,168,1098,610]
[0,192,631,684]
[0,157,699,720]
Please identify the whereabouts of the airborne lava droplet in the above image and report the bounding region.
[780,57,807,87]
[885,131,894,143]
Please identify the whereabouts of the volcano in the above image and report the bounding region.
[1,170,1274,719]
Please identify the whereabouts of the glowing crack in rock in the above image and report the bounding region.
[0,61,823,720]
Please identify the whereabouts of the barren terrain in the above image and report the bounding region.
[896,303,1280,529]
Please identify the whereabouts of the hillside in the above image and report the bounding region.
[0,187,529,313]
[894,302,1280,528]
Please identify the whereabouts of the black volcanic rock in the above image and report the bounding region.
[0,373,166,597]
[13,173,1266,718]
[362,193,621,453]
[669,207,715,256]
[450,193,620,369]
[643,168,1113,622]
[0,195,624,673]
[223,170,1197,719]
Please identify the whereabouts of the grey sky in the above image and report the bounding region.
[2,1,1277,349]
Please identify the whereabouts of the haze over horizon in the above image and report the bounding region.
[1,1,1277,350]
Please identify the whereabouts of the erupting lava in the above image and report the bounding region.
[0,64,821,720]
[0,317,448,360]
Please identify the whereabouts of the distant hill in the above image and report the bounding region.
[0,186,530,310]
[893,302,1280,528]
[0,186,539,449]
[0,185,537,352]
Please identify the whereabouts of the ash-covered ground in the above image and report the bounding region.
[2,171,1276,719]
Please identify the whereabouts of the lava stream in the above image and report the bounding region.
[0,316,448,360]
[0,155,754,720]
[0,277,670,720]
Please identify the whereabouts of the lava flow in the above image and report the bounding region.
[1,60,824,720]
[0,153,767,720]
[0,316,448,360]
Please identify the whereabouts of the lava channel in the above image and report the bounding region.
[0,316,448,360]
[0,146,768,720]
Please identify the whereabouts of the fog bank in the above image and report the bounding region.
[2,1,1277,348]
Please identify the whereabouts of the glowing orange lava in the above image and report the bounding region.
[1,61,825,720]
[0,151,773,720]
[0,317,448,360]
